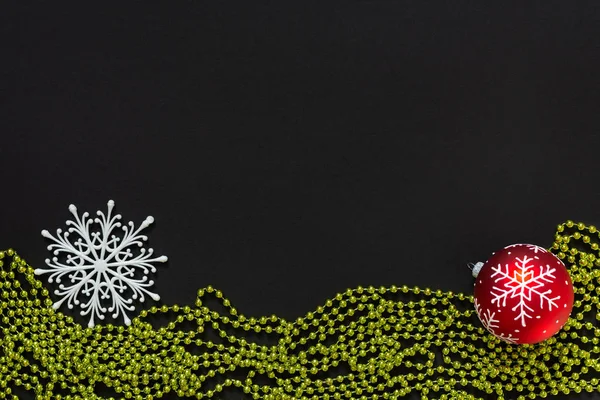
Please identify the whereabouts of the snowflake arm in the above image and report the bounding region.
[489,263,519,307]
[504,244,548,253]
[35,200,168,327]
[510,293,535,327]
[528,265,560,310]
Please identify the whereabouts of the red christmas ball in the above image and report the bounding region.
[473,244,574,344]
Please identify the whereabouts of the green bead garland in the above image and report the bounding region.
[0,220,598,399]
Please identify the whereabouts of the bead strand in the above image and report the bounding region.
[0,221,599,399]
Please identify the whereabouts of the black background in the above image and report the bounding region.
[2,2,600,399]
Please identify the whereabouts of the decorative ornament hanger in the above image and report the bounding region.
[0,201,595,400]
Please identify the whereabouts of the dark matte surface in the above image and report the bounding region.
[2,2,600,399]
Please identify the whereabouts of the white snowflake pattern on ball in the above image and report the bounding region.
[490,255,559,327]
[474,298,518,343]
[504,243,548,254]
[35,200,168,327]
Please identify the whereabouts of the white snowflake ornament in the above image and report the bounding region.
[35,200,168,327]
[473,243,574,344]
